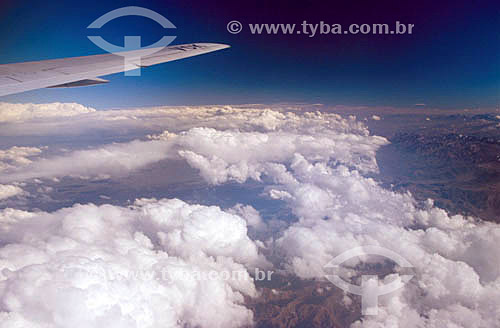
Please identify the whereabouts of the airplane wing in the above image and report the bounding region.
[0,43,229,97]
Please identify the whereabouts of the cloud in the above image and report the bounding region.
[0,140,172,183]
[229,204,268,234]
[0,146,43,172]
[0,103,369,137]
[0,109,386,184]
[0,185,23,200]
[0,198,267,328]
[176,127,387,184]
[0,102,95,123]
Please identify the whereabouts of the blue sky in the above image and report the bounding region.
[0,0,498,109]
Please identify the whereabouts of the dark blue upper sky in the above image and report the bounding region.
[0,0,498,109]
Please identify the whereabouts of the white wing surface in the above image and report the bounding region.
[0,43,229,96]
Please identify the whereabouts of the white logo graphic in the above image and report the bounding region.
[88,6,176,76]
[324,245,414,315]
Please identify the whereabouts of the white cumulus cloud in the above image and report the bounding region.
[0,185,23,200]
[0,146,43,172]
[0,198,267,328]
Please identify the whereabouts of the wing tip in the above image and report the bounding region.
[196,43,231,50]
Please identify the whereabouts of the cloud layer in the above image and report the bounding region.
[0,107,384,184]
[0,102,95,123]
[0,102,499,327]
